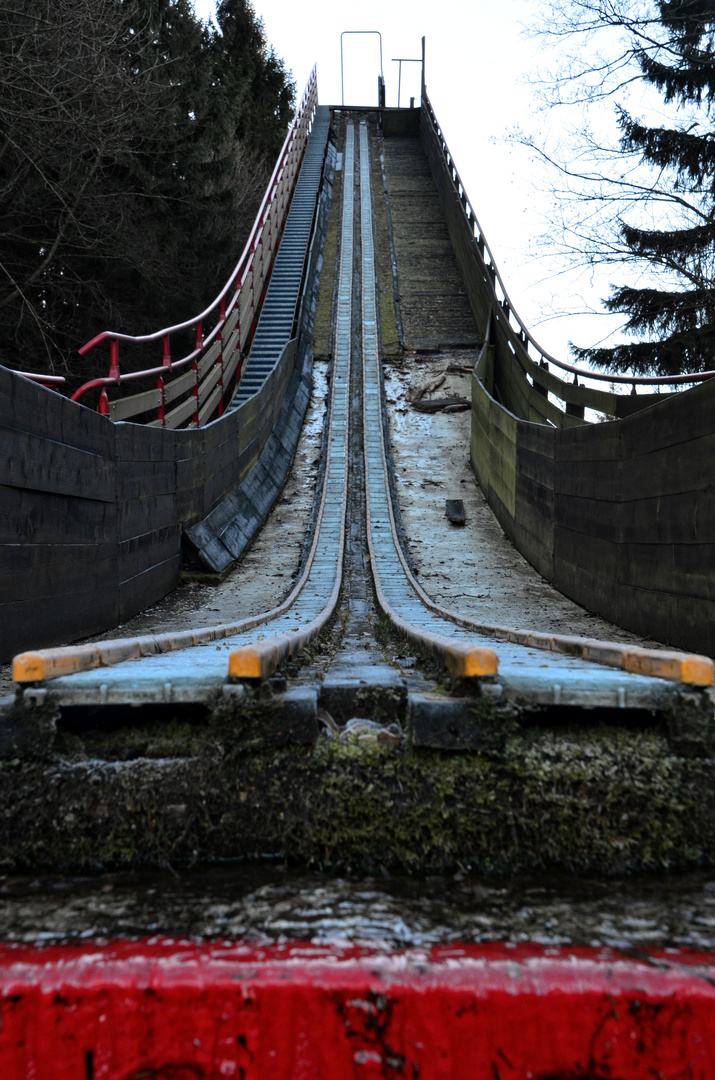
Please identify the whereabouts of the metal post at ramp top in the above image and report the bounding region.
[390,56,422,107]
[340,30,383,106]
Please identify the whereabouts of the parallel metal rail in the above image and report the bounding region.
[11,119,713,710]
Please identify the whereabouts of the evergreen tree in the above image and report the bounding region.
[570,1,715,376]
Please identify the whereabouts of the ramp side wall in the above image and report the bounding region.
[418,104,715,655]
[0,339,298,660]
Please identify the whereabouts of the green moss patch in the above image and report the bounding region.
[2,721,714,877]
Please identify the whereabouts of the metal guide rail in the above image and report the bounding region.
[9,119,713,715]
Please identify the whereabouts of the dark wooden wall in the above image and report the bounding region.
[417,103,715,657]
[0,347,298,661]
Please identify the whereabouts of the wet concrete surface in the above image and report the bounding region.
[3,865,715,949]
[384,350,667,650]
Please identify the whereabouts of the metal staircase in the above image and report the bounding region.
[228,106,331,410]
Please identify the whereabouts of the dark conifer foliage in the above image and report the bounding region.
[0,0,294,382]
[573,0,715,376]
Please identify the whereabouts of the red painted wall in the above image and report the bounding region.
[0,940,713,1078]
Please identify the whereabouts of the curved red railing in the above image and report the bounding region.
[70,68,319,427]
[423,90,715,391]
[10,371,66,387]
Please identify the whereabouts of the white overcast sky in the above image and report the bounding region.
[192,0,621,362]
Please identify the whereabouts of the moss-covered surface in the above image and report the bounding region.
[1,718,715,877]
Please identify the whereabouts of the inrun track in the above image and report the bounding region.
[2,85,715,874]
[6,117,711,722]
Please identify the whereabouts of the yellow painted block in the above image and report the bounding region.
[13,645,100,683]
[97,640,142,666]
[12,653,46,683]
[445,643,499,678]
[624,648,714,686]
[681,655,714,686]
[581,641,627,669]
[228,641,280,681]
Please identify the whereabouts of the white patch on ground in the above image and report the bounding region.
[384,351,664,649]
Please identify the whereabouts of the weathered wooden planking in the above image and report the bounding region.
[0,540,117,604]
[117,524,179,582]
[1,365,114,457]
[618,434,715,501]
[0,586,119,659]
[620,490,715,545]
[109,386,162,423]
[0,424,116,502]
[117,552,181,623]
[0,484,115,545]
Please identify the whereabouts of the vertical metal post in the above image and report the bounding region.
[341,31,383,106]
[391,56,422,108]
[108,339,120,383]
[192,359,199,426]
[157,376,165,427]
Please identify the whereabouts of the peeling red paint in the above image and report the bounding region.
[0,941,713,1077]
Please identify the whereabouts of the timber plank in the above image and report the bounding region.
[552,557,622,623]
[620,488,715,544]
[116,459,176,502]
[118,553,180,623]
[618,434,715,500]
[554,494,621,543]
[114,422,169,464]
[510,516,553,580]
[0,425,116,502]
[118,525,179,582]
[0,541,117,604]
[0,587,119,661]
[0,484,115,545]
[618,378,715,454]
[1,367,115,458]
[553,526,621,581]
[117,492,178,539]
[620,540,715,599]
[615,583,715,656]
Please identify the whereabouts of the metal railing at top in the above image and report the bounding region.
[422,89,715,390]
[9,371,66,387]
[69,68,319,428]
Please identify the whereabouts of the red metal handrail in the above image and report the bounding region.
[9,371,66,387]
[70,68,319,426]
[423,89,715,388]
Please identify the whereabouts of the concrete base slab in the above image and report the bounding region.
[409,692,508,751]
[320,664,407,723]
[268,685,319,746]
